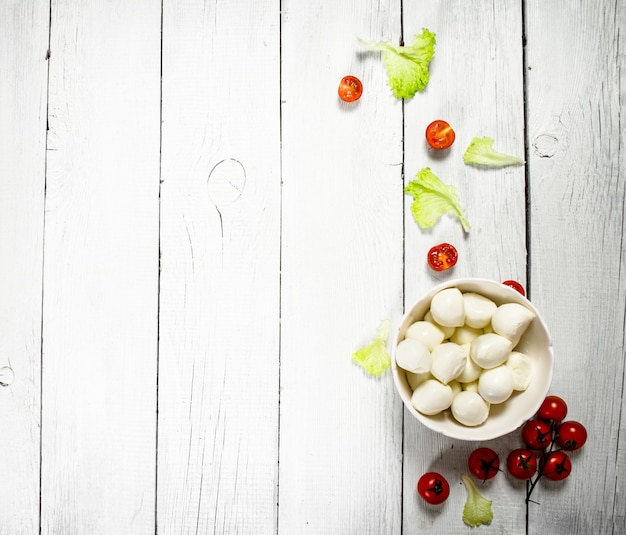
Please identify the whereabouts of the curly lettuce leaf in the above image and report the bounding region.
[352,320,391,376]
[360,29,436,99]
[461,474,494,527]
[463,137,524,167]
[405,168,470,232]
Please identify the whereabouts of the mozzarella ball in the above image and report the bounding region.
[424,310,455,338]
[405,320,445,351]
[462,292,497,329]
[395,338,432,374]
[406,370,432,391]
[478,365,515,404]
[451,391,490,426]
[491,303,536,346]
[430,342,467,385]
[449,380,462,397]
[450,325,482,345]
[505,351,533,391]
[411,379,454,415]
[430,288,465,328]
[462,380,479,393]
[456,345,482,383]
[470,333,513,369]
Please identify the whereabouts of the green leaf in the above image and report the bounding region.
[352,320,392,376]
[461,474,494,527]
[404,168,470,232]
[463,137,524,167]
[360,29,436,99]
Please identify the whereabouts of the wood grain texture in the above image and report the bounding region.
[526,1,626,533]
[0,2,48,533]
[41,1,161,532]
[157,0,281,532]
[401,2,527,533]
[278,1,404,533]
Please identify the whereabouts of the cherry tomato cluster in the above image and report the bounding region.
[507,395,586,484]
[417,395,587,519]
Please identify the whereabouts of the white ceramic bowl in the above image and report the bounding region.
[392,278,553,441]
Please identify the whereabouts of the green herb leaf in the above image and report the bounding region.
[404,168,470,232]
[360,29,436,99]
[461,474,494,527]
[352,320,392,376]
[463,137,524,167]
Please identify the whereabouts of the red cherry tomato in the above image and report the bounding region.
[506,449,537,480]
[502,280,525,296]
[468,447,500,482]
[541,451,572,481]
[537,395,568,424]
[425,120,456,150]
[338,75,363,102]
[521,419,552,450]
[427,243,458,271]
[417,472,450,505]
[556,420,587,451]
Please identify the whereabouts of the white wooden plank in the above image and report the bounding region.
[0,2,48,533]
[157,1,281,532]
[526,1,625,533]
[41,2,161,532]
[402,2,527,533]
[279,1,404,532]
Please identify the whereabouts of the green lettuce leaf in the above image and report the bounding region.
[461,474,494,527]
[360,29,436,99]
[352,320,392,376]
[463,137,524,167]
[405,168,470,232]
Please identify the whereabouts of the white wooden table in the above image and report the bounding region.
[1,1,624,533]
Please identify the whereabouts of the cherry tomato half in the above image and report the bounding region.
[425,120,456,150]
[506,449,537,480]
[537,396,568,424]
[468,447,500,482]
[417,472,450,505]
[502,280,525,296]
[521,419,552,450]
[338,75,363,102]
[427,243,458,271]
[556,420,588,451]
[540,451,572,481]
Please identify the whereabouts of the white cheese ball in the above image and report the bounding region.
[491,303,536,346]
[424,310,456,338]
[449,380,462,398]
[462,380,479,393]
[411,379,454,416]
[430,342,467,385]
[456,344,482,383]
[395,338,432,374]
[450,325,482,345]
[470,333,513,369]
[405,320,445,351]
[505,351,533,391]
[462,292,497,329]
[478,365,515,404]
[451,391,490,426]
[406,370,432,391]
[430,288,465,328]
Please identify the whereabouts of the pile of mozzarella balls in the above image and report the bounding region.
[396,287,536,427]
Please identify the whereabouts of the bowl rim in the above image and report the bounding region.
[392,277,554,441]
